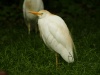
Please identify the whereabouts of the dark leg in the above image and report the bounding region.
[55,53,58,69]
[27,23,31,35]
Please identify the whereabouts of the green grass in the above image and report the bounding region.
[0,6,100,75]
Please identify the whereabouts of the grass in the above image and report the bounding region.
[0,5,100,75]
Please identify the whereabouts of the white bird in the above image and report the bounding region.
[29,10,76,67]
[23,0,44,34]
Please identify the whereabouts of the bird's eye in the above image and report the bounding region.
[41,13,43,15]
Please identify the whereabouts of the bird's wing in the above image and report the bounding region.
[48,15,74,52]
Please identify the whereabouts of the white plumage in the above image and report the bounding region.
[23,0,44,34]
[29,10,76,66]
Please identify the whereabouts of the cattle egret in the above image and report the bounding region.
[23,0,44,34]
[29,10,76,67]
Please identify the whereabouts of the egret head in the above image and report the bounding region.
[29,10,50,19]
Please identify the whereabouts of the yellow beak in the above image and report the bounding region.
[29,11,41,15]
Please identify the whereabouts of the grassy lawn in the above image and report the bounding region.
[0,4,100,75]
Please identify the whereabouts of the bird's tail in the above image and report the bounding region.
[61,48,74,63]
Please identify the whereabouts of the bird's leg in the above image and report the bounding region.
[35,24,38,33]
[55,53,58,69]
[27,24,31,34]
